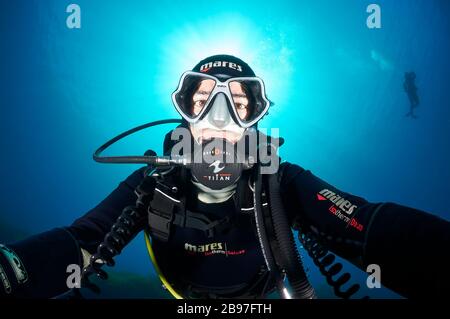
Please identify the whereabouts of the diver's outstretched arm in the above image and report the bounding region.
[0,167,147,298]
[68,166,146,254]
[0,228,82,298]
[280,162,450,299]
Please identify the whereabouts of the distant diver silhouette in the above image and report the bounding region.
[404,72,420,119]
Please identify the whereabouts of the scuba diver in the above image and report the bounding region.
[404,71,420,118]
[1,55,449,299]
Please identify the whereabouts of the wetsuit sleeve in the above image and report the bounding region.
[0,167,146,298]
[280,162,450,299]
[0,228,82,298]
[67,166,146,253]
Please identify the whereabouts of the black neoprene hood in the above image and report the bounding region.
[191,54,256,79]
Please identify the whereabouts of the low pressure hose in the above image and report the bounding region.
[297,229,365,299]
[267,173,316,299]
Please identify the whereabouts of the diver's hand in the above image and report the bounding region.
[81,204,148,293]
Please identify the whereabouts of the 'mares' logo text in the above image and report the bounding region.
[200,61,243,73]
[185,242,223,253]
[317,189,358,215]
[184,242,246,257]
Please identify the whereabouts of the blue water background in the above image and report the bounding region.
[1,0,449,298]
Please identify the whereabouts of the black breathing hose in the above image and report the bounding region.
[81,175,156,293]
[297,230,366,299]
[93,119,182,164]
[253,166,285,296]
[267,173,316,299]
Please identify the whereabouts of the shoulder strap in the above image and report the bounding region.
[148,182,235,241]
[148,185,183,242]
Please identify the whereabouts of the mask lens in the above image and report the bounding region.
[229,79,269,125]
[174,74,216,119]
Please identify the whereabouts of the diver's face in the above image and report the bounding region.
[189,79,249,144]
[191,79,215,117]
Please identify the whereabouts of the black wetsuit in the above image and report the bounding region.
[1,163,449,299]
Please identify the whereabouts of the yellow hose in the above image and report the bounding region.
[144,231,183,299]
